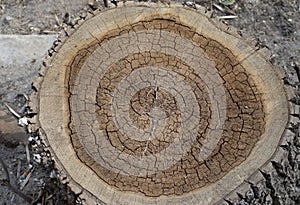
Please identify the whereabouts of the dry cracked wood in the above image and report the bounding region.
[33,2,289,205]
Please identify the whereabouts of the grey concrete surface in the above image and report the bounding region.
[0,35,57,108]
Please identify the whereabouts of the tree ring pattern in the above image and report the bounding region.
[68,19,265,197]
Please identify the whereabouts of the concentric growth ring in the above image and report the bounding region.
[37,4,288,205]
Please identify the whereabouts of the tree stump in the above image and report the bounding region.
[33,2,290,205]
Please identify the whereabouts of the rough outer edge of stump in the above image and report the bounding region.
[30,2,290,205]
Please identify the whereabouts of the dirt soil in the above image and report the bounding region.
[0,0,299,205]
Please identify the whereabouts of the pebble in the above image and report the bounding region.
[5,15,13,21]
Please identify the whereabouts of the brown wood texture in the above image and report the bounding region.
[33,2,289,205]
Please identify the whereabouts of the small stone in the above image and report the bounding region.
[5,15,13,21]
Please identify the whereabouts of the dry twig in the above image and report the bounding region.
[0,156,33,203]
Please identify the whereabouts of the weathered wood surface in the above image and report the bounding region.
[31,2,291,205]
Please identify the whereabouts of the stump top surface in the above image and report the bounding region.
[37,3,288,205]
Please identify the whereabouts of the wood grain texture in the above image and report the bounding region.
[34,2,289,205]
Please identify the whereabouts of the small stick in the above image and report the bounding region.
[10,194,15,203]
[45,194,53,201]
[23,93,29,101]
[54,14,61,27]
[25,143,30,164]
[0,157,9,184]
[0,156,33,203]
[4,103,21,119]
[16,160,21,179]
[42,195,46,205]
[20,167,34,190]
[217,15,238,19]
[42,30,57,34]
[31,189,44,204]
[213,3,225,13]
